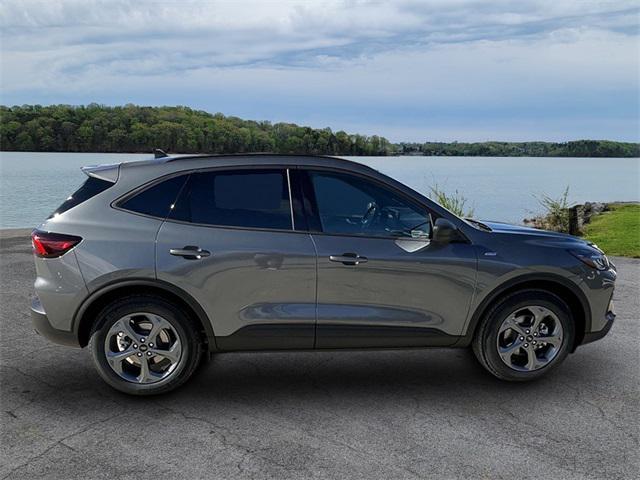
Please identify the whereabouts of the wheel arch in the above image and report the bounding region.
[461,274,591,352]
[74,278,217,351]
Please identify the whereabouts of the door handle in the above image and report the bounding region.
[329,253,368,266]
[169,246,211,260]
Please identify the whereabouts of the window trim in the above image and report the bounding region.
[286,169,295,230]
[113,165,300,234]
[297,166,440,242]
[112,163,458,241]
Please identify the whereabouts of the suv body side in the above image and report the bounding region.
[32,155,615,351]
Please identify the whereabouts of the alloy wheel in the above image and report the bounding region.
[104,312,183,384]
[496,305,564,372]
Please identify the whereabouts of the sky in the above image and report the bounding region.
[1,0,639,142]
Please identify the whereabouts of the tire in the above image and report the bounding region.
[89,295,204,395]
[472,289,575,382]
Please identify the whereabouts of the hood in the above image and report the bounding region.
[478,220,600,245]
[474,220,601,251]
[475,219,611,262]
[479,220,576,238]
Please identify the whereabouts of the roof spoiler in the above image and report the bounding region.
[80,164,120,183]
[154,148,169,159]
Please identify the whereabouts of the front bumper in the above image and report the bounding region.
[581,299,616,346]
[31,296,80,347]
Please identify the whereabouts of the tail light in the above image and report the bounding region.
[31,230,82,258]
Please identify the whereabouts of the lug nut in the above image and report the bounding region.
[149,343,154,348]
[118,332,123,337]
[133,344,138,349]
[532,341,537,345]
[137,352,142,357]
[526,330,530,334]
[147,352,152,356]
[533,333,538,336]
[519,336,525,341]
[524,343,529,347]
[140,338,145,343]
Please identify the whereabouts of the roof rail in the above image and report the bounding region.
[164,152,341,163]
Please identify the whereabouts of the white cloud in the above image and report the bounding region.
[0,0,638,141]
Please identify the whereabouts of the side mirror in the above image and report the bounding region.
[432,218,462,243]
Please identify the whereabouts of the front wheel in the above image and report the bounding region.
[472,290,575,381]
[89,295,204,395]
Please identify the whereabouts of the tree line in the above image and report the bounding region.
[1,104,638,157]
[0,104,391,156]
[396,140,640,157]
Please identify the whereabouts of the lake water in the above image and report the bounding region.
[0,152,638,229]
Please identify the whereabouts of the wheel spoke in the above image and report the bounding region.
[138,355,150,383]
[538,332,562,348]
[524,346,544,370]
[115,317,141,342]
[150,342,181,363]
[531,307,549,332]
[137,355,163,383]
[499,316,527,336]
[146,314,171,344]
[106,348,136,373]
[498,338,524,362]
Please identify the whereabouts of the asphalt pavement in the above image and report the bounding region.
[1,228,638,479]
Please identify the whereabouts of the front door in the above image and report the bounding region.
[300,169,477,348]
[156,168,317,350]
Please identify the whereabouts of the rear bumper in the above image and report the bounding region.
[581,300,616,346]
[31,296,81,347]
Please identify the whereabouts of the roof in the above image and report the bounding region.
[117,152,380,177]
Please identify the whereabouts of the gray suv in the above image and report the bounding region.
[30,154,617,395]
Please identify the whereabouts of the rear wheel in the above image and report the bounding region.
[89,295,204,395]
[472,290,575,381]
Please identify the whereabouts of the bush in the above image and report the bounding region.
[531,186,571,233]
[430,183,475,218]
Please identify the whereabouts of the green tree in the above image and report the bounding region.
[1,104,638,157]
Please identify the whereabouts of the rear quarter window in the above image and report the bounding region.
[49,177,114,219]
[118,175,188,218]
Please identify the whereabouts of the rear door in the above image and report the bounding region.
[155,167,317,350]
[298,168,477,348]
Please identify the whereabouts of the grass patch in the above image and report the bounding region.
[583,204,640,258]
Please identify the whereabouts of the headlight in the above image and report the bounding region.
[569,249,610,271]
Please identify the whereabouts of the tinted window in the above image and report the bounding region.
[309,171,431,238]
[170,170,292,230]
[119,175,188,218]
[49,177,113,219]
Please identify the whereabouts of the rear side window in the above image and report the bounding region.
[170,169,292,230]
[119,175,188,219]
[49,177,113,218]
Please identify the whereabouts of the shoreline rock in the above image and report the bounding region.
[523,201,638,235]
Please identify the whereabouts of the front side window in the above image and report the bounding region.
[308,170,431,239]
[170,169,293,230]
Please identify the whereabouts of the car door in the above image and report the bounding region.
[298,168,478,348]
[155,167,317,351]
